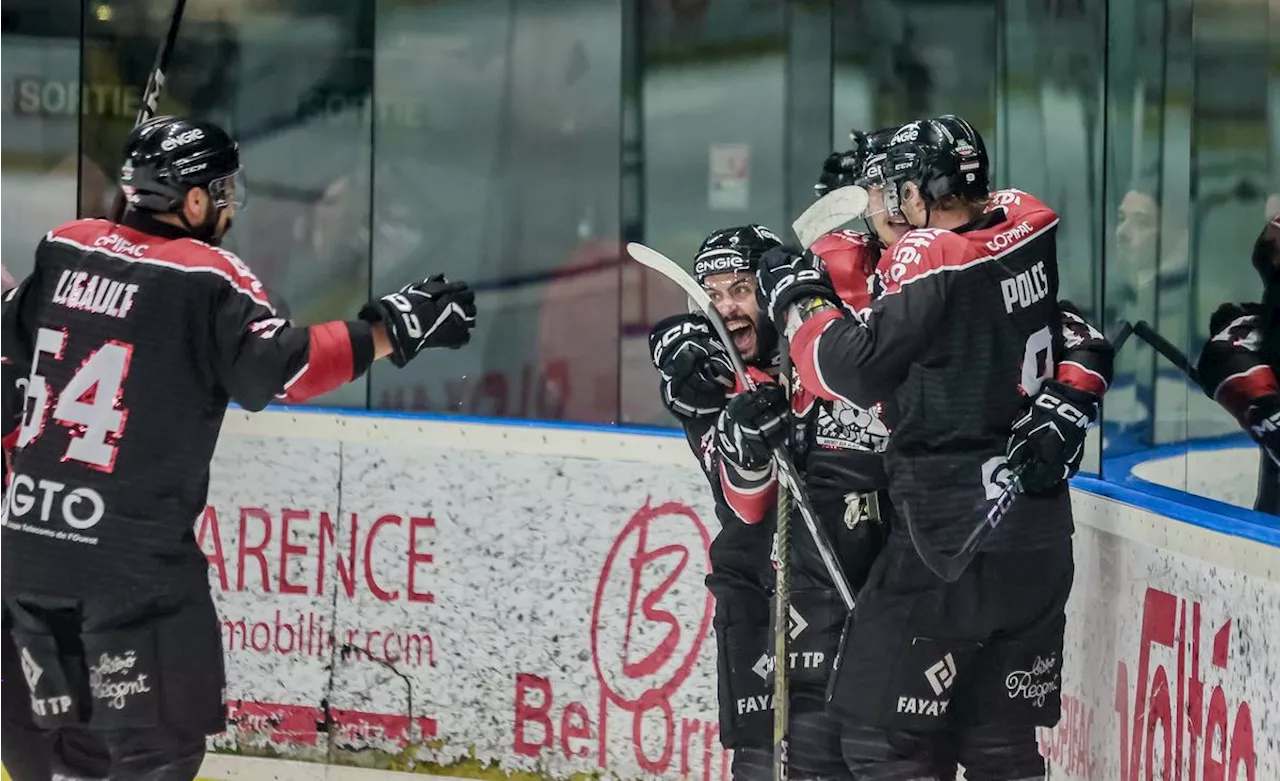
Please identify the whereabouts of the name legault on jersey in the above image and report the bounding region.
[51,269,139,319]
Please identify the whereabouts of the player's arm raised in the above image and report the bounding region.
[200,245,475,412]
[758,236,949,409]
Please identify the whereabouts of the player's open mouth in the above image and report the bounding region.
[728,319,755,354]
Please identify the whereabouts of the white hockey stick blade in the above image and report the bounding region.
[791,185,870,249]
[626,241,752,382]
[626,242,713,310]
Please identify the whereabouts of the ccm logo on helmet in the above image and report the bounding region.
[160,128,205,152]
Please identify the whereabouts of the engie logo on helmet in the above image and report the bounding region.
[694,253,749,277]
[889,123,920,146]
[160,128,205,152]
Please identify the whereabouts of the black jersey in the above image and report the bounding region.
[791,190,1087,552]
[1,214,376,601]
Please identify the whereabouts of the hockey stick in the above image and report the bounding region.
[902,463,1028,583]
[905,318,1133,582]
[627,242,858,611]
[790,185,871,249]
[1112,320,1135,352]
[771,334,793,781]
[108,0,190,222]
[1133,320,1201,386]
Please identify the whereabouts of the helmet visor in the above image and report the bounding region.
[208,168,246,210]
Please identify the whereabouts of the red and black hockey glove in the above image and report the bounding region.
[717,384,789,471]
[755,246,837,328]
[648,313,735,419]
[1244,395,1280,467]
[1006,380,1099,494]
[360,274,477,367]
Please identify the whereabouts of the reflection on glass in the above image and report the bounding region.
[624,0,789,427]
[1098,0,1191,495]
[368,0,623,422]
[2,0,84,283]
[1179,0,1277,514]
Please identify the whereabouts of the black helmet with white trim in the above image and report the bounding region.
[120,115,244,216]
[693,224,784,284]
[881,114,989,217]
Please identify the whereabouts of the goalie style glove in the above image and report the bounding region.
[360,274,477,367]
[648,313,734,418]
[755,246,838,331]
[1006,379,1100,494]
[717,384,789,471]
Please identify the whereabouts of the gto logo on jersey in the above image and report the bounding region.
[2,474,106,532]
[1,471,106,532]
[52,269,139,320]
[998,260,1050,314]
[93,233,149,258]
[985,220,1034,253]
[160,128,204,151]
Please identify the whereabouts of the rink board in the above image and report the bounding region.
[186,407,1278,781]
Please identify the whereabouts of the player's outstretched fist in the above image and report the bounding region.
[360,274,477,367]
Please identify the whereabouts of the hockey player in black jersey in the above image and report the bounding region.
[0,115,477,781]
[1196,217,1280,513]
[648,219,893,781]
[753,115,1114,780]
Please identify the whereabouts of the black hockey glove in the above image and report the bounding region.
[755,246,837,328]
[1006,380,1100,494]
[717,384,789,471]
[815,149,862,198]
[360,274,477,367]
[1244,395,1280,467]
[648,313,735,419]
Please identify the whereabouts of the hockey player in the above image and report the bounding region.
[647,225,778,781]
[649,215,896,781]
[1195,217,1280,512]
[0,115,477,781]
[752,115,1113,780]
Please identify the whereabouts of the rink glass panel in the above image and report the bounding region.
[0,0,1275,510]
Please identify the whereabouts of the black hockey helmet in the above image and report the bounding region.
[881,114,989,217]
[119,116,244,214]
[693,224,784,283]
[814,127,900,198]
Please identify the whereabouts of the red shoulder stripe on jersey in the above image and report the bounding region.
[881,215,1060,296]
[280,321,356,404]
[45,222,275,312]
[791,308,852,404]
[719,461,775,525]
[1,425,17,453]
[1057,361,1109,396]
[46,218,115,245]
[1213,364,1278,424]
